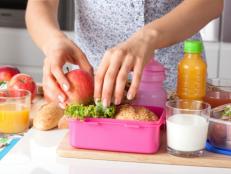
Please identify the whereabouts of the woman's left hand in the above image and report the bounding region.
[94,28,157,107]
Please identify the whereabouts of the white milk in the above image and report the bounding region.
[167,114,209,152]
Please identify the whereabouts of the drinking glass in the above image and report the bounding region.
[0,89,31,136]
[166,99,211,157]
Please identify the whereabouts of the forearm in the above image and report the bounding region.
[26,0,65,54]
[144,0,224,49]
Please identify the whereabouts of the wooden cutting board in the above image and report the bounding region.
[57,132,231,168]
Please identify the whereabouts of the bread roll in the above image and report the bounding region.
[115,104,158,121]
[33,103,64,130]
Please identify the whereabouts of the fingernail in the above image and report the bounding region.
[58,95,65,102]
[103,98,108,107]
[59,102,65,109]
[114,98,120,105]
[62,83,69,91]
[127,92,134,100]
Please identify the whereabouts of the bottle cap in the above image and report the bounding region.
[184,40,203,53]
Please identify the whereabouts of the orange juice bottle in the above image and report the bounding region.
[177,40,206,100]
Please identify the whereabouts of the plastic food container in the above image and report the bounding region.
[204,78,231,108]
[208,103,231,150]
[68,106,165,154]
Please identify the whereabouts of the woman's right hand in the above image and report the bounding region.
[42,34,93,108]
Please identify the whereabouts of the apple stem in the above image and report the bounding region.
[66,66,70,73]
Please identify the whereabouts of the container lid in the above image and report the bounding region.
[206,140,231,156]
[184,40,203,53]
[144,58,165,72]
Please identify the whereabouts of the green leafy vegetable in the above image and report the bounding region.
[64,101,116,120]
[223,105,231,117]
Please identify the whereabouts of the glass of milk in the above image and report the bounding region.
[166,99,211,157]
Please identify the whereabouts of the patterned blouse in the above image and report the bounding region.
[73,0,202,90]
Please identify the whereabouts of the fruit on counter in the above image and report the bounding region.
[65,69,94,105]
[115,104,158,121]
[8,73,36,99]
[65,101,116,120]
[0,65,20,82]
[33,103,64,131]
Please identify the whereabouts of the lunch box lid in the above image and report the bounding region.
[206,140,231,156]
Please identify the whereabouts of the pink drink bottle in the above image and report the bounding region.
[132,58,167,108]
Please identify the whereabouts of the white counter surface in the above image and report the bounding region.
[0,128,231,174]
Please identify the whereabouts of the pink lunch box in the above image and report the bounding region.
[68,106,165,154]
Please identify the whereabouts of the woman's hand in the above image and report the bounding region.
[94,28,157,107]
[43,34,93,107]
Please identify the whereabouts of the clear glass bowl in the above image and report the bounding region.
[208,103,231,150]
[204,78,231,108]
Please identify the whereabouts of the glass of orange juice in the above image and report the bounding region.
[0,89,31,135]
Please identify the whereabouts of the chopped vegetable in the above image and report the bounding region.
[223,105,231,116]
[64,101,116,120]
[221,105,231,121]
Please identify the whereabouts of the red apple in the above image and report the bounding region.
[8,73,37,99]
[0,65,20,82]
[65,69,94,105]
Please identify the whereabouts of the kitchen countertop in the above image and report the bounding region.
[0,128,231,174]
